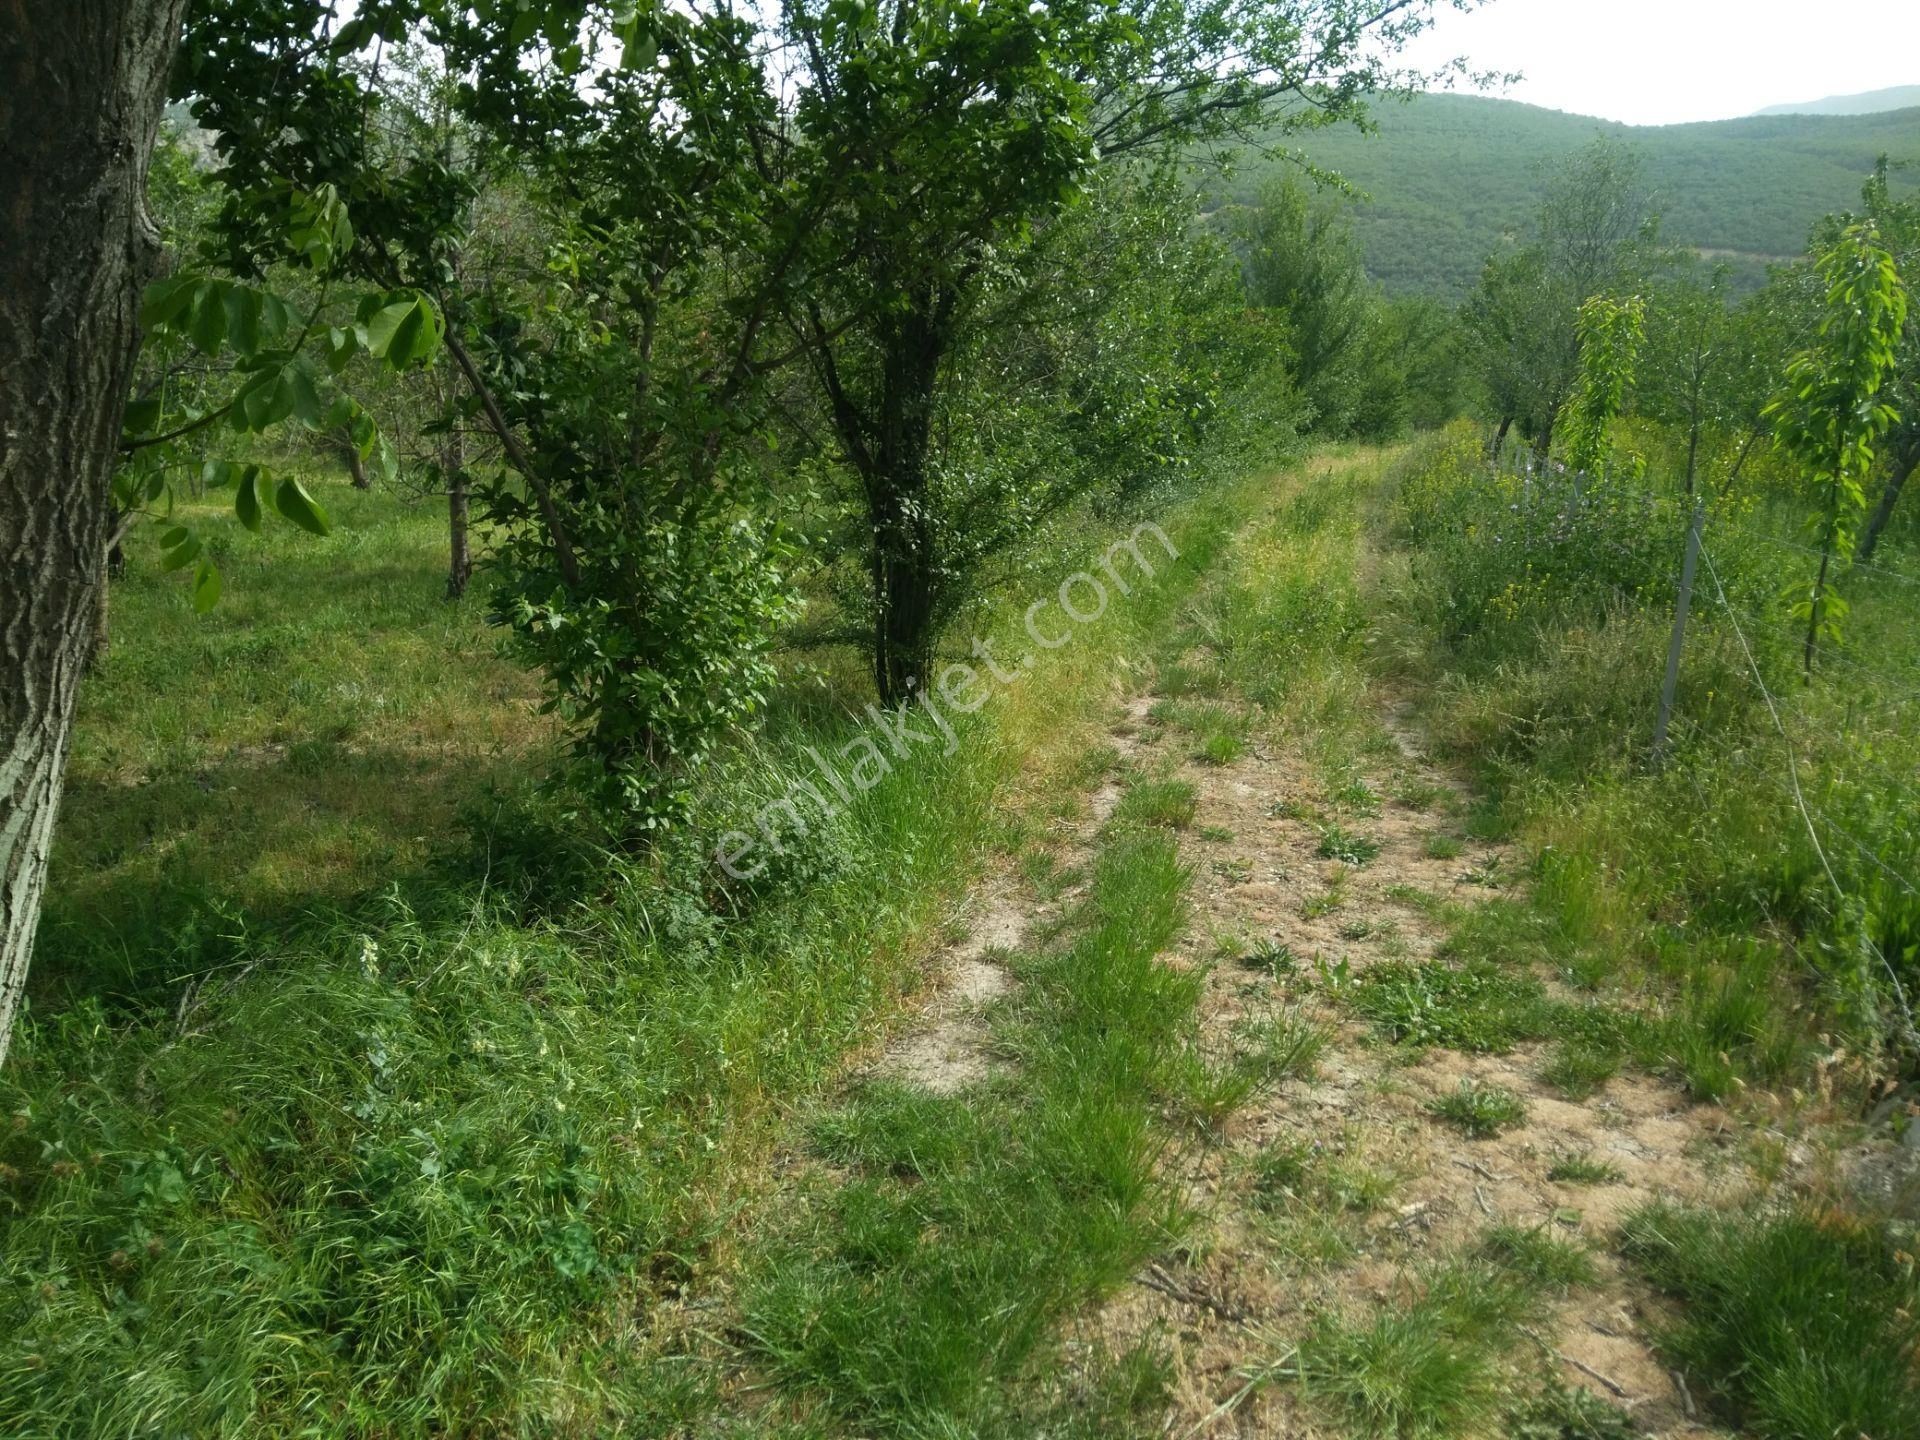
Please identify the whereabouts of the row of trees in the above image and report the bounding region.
[1461,141,1918,532]
[1454,139,1917,703]
[0,0,1471,1065]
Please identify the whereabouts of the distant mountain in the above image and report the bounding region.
[1756,85,1920,117]
[1218,93,1920,300]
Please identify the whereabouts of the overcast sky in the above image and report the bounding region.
[1395,0,1920,126]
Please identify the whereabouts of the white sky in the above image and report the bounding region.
[1396,0,1920,126]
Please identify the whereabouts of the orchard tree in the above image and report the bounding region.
[781,0,1473,701]
[1839,161,1919,563]
[1466,140,1655,457]
[1234,174,1371,435]
[1557,293,1645,476]
[0,0,589,1066]
[1,0,192,1068]
[1767,222,1908,678]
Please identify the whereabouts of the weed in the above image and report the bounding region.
[1422,834,1463,860]
[1384,883,1444,914]
[1461,854,1505,888]
[1348,960,1549,1052]
[1426,1079,1527,1137]
[1240,938,1299,975]
[1545,1151,1624,1185]
[1331,776,1383,815]
[1198,824,1234,843]
[1316,823,1382,865]
[1395,779,1449,811]
[1338,917,1397,942]
[1507,1380,1638,1440]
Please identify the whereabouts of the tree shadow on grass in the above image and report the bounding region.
[34,737,555,1016]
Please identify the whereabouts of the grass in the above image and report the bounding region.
[1285,1261,1544,1440]
[1546,1151,1625,1185]
[1112,776,1198,830]
[1478,1224,1597,1291]
[1198,731,1244,765]
[1422,834,1462,860]
[2,459,1255,1435]
[37,483,553,1010]
[1233,1007,1331,1083]
[1248,1136,1398,1218]
[1539,1039,1620,1099]
[739,827,1198,1433]
[1621,1201,1920,1440]
[1425,1079,1527,1138]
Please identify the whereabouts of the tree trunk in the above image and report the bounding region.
[867,306,943,704]
[1489,414,1513,462]
[0,0,186,1069]
[446,429,471,600]
[343,438,370,490]
[1857,446,1917,563]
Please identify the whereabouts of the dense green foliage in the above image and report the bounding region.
[1219,93,1920,298]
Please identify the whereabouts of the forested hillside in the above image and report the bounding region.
[1220,92,1920,297]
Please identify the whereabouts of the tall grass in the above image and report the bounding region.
[1622,1201,1920,1440]
[1,450,1276,1435]
[739,828,1196,1435]
[1378,422,1920,1072]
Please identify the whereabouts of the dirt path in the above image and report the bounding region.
[1074,679,1755,1436]
[872,669,1748,1437]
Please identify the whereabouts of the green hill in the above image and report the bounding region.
[1222,93,1920,299]
[1756,84,1920,116]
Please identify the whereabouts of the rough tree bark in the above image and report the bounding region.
[0,0,187,1068]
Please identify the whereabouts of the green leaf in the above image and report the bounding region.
[159,526,190,550]
[224,285,264,355]
[238,367,298,431]
[192,559,223,613]
[140,277,198,330]
[365,297,436,369]
[275,476,332,536]
[160,533,201,572]
[122,398,162,437]
[234,466,267,532]
[287,365,324,426]
[323,325,359,374]
[186,282,229,355]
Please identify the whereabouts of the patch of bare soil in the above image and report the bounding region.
[1065,686,1752,1439]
